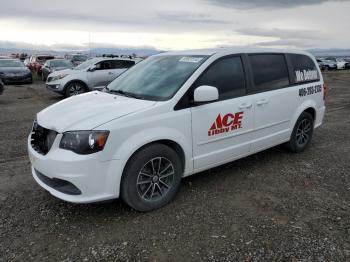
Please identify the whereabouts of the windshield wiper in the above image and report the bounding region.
[108,89,144,99]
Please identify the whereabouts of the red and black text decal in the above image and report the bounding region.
[208,112,244,137]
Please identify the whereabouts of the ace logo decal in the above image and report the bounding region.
[208,112,244,137]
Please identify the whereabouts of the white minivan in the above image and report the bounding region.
[28,48,326,211]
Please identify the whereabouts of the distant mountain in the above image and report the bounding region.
[308,48,350,57]
[0,41,162,57]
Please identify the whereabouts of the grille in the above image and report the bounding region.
[30,121,57,155]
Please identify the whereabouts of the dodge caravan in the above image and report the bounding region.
[28,48,326,211]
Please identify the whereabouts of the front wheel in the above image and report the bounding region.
[121,144,183,212]
[286,112,314,153]
[65,82,86,97]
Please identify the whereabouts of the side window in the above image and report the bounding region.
[95,61,112,70]
[249,54,290,93]
[110,60,135,69]
[289,54,320,84]
[195,56,246,101]
[122,60,135,68]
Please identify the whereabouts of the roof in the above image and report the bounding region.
[156,47,312,57]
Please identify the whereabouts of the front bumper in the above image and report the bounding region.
[2,74,32,84]
[46,83,64,93]
[28,134,122,203]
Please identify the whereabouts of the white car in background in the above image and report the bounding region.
[46,57,139,97]
[325,57,347,70]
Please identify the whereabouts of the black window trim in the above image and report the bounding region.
[174,54,249,110]
[245,53,291,95]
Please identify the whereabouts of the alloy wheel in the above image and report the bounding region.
[69,84,84,96]
[296,118,312,147]
[136,157,175,201]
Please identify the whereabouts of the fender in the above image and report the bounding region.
[290,99,317,133]
[63,79,89,91]
[109,127,193,197]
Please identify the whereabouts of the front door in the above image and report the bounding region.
[88,60,116,90]
[191,55,254,171]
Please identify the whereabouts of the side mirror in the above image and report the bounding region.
[193,85,219,103]
[88,65,96,72]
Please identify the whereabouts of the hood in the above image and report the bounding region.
[52,66,71,72]
[37,91,156,133]
[49,68,81,76]
[0,67,30,74]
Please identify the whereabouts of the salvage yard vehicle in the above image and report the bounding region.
[64,53,88,66]
[28,48,326,211]
[41,59,74,81]
[325,57,347,70]
[0,77,4,95]
[28,54,55,74]
[45,57,138,97]
[0,59,33,84]
[317,58,337,71]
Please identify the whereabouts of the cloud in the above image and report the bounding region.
[156,11,229,24]
[207,0,349,9]
[233,27,325,48]
[236,27,324,40]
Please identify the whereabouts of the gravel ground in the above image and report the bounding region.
[0,71,349,261]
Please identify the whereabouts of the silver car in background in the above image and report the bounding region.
[46,57,140,97]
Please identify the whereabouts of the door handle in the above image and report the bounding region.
[239,103,253,109]
[257,99,269,106]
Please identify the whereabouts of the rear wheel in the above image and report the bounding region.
[65,82,86,97]
[121,144,183,212]
[286,112,314,153]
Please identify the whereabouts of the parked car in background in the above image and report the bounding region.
[325,57,346,70]
[23,58,30,66]
[316,59,326,71]
[0,59,32,84]
[343,58,350,69]
[0,75,4,95]
[41,59,74,81]
[28,55,55,74]
[46,57,138,97]
[65,53,88,66]
[317,58,337,71]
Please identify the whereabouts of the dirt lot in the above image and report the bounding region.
[0,71,349,261]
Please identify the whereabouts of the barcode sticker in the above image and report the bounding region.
[179,57,203,63]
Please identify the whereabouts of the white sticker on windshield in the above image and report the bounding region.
[179,57,203,63]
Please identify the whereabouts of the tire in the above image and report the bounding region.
[64,81,86,97]
[286,112,314,153]
[121,144,183,212]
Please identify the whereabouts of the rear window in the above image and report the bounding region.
[288,54,320,84]
[249,54,290,93]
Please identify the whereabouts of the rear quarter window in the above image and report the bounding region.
[249,54,290,93]
[288,54,320,84]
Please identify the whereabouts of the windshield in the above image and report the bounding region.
[107,55,208,101]
[50,60,73,68]
[73,55,87,61]
[0,59,25,67]
[74,59,96,70]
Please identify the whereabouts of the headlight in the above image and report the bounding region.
[50,74,68,81]
[59,131,109,155]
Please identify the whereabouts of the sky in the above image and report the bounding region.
[0,0,349,51]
